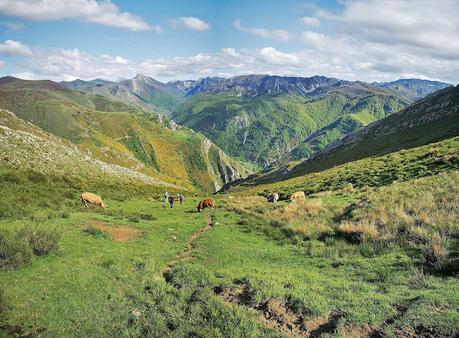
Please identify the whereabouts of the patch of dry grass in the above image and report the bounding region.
[337,221,378,242]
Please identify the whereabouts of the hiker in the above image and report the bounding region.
[168,195,175,208]
[178,193,184,204]
[164,191,169,203]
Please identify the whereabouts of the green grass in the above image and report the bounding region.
[190,173,458,336]
[224,136,459,198]
[1,170,458,337]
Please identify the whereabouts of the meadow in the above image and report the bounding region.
[1,170,458,337]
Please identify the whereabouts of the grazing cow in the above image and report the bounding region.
[270,193,279,203]
[81,192,106,208]
[197,198,215,212]
[290,191,305,202]
[168,196,175,208]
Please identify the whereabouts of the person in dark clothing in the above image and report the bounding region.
[178,193,184,204]
[168,196,175,208]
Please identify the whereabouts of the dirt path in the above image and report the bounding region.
[163,214,214,275]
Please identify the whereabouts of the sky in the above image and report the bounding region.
[0,0,458,83]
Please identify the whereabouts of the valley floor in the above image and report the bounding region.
[1,179,458,337]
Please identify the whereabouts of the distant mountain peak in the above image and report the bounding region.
[133,73,148,80]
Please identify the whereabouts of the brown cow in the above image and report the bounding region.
[81,192,107,208]
[290,191,305,202]
[197,198,215,212]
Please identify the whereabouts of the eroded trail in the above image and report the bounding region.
[163,214,214,275]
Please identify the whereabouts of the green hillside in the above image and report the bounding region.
[227,84,459,189]
[223,136,459,197]
[173,90,407,167]
[0,77,250,193]
[0,109,183,218]
[286,84,459,179]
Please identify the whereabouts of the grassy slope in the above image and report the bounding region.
[0,198,271,337]
[0,78,250,192]
[288,85,459,178]
[173,90,407,166]
[1,171,458,336]
[0,110,185,219]
[222,136,459,197]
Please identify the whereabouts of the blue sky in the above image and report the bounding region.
[0,0,458,83]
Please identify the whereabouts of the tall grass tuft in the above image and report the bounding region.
[0,230,33,270]
[16,225,61,256]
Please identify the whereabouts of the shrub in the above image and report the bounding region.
[0,230,33,270]
[128,215,140,223]
[139,213,156,221]
[16,225,61,256]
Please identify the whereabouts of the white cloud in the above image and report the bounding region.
[234,20,294,42]
[316,0,459,59]
[301,16,320,27]
[221,48,241,58]
[7,42,459,84]
[170,16,210,31]
[258,47,299,65]
[101,54,129,65]
[0,0,151,31]
[0,40,32,56]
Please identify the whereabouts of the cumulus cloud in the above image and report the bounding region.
[0,0,151,31]
[8,41,459,84]
[101,54,129,65]
[170,16,210,31]
[316,0,459,59]
[301,16,320,27]
[234,20,294,42]
[0,40,32,56]
[258,47,299,65]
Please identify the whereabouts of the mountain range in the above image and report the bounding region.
[171,75,450,166]
[223,83,459,190]
[0,73,453,195]
[0,76,250,193]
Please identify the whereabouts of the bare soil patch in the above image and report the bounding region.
[214,283,308,337]
[87,221,142,242]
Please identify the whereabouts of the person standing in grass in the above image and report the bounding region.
[178,193,184,204]
[164,191,169,203]
[168,195,175,208]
